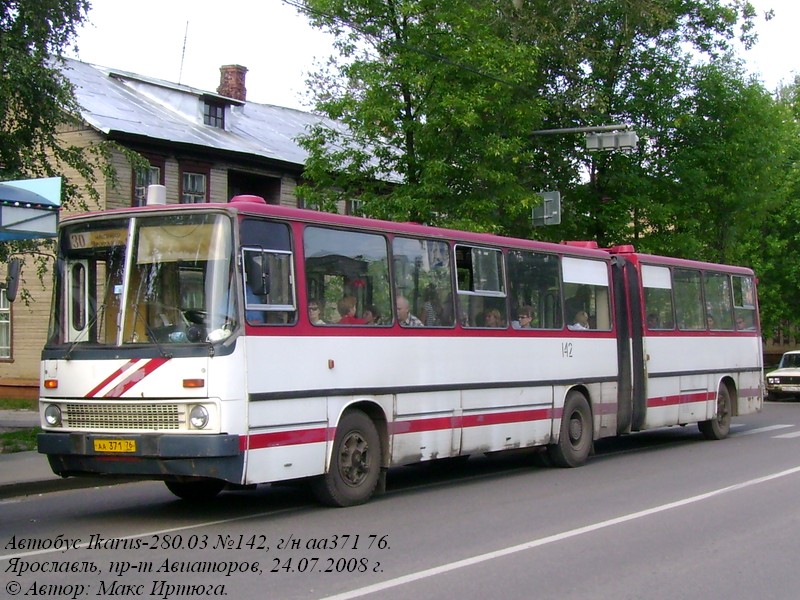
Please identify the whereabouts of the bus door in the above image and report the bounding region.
[611,255,647,433]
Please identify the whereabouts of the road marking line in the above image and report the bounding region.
[320,465,800,600]
[774,430,800,439]
[731,424,793,436]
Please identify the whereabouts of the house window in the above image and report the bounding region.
[133,164,163,206]
[181,171,208,204]
[204,102,225,128]
[0,288,10,359]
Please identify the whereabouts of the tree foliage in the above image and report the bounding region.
[297,0,545,232]
[297,0,796,335]
[0,0,117,278]
[750,76,800,337]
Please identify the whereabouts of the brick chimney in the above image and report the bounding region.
[217,64,247,101]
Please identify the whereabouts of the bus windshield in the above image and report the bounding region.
[48,212,237,348]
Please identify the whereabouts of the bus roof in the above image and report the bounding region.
[60,195,754,273]
[61,197,615,260]
[611,246,755,276]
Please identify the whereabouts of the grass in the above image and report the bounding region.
[0,397,37,410]
[0,397,39,453]
[0,428,39,453]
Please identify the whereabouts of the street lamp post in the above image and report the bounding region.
[531,123,639,153]
[529,124,639,226]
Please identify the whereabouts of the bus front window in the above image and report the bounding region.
[51,213,236,348]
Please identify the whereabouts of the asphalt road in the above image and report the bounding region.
[2,402,800,600]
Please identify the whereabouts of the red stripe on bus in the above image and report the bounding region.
[246,409,554,451]
[391,415,461,434]
[104,358,170,398]
[461,408,553,428]
[85,359,141,398]
[646,391,716,408]
[245,427,330,450]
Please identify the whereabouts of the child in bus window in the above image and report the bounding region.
[337,296,365,325]
[363,305,380,325]
[569,310,590,330]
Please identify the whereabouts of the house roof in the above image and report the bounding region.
[62,58,341,167]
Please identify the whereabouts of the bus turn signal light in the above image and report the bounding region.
[44,379,58,389]
[182,378,205,388]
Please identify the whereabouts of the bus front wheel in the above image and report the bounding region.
[548,391,593,468]
[699,385,732,440]
[312,410,381,507]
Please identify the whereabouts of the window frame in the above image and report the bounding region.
[203,101,225,128]
[179,162,211,204]
[131,156,165,207]
[0,286,11,360]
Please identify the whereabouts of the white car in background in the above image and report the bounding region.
[766,351,800,401]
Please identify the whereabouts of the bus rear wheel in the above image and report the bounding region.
[164,478,225,501]
[699,385,732,440]
[548,391,592,468]
[312,410,381,507]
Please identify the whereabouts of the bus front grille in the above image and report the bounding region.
[64,403,182,430]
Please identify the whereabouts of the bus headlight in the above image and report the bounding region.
[44,404,62,427]
[189,405,210,429]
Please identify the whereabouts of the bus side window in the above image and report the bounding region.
[507,249,562,330]
[455,245,507,328]
[642,264,675,330]
[392,238,454,327]
[732,275,757,330]
[239,219,296,326]
[704,272,734,330]
[561,257,611,331]
[674,268,704,331]
[304,227,391,326]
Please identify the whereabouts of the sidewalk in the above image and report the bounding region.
[0,409,111,498]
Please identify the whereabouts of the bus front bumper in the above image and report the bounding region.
[37,432,243,483]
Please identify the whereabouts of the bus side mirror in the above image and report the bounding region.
[244,252,270,297]
[5,258,21,303]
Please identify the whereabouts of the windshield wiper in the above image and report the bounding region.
[64,304,105,360]
[131,304,173,360]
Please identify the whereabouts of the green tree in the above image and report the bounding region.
[508,0,766,249]
[749,75,800,338]
[0,0,117,287]
[296,0,545,233]
[296,0,794,335]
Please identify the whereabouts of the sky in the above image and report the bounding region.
[65,0,799,112]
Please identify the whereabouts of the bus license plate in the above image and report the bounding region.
[93,439,136,453]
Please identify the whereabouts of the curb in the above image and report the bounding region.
[0,476,118,500]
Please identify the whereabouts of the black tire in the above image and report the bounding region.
[312,410,381,507]
[547,391,593,468]
[164,478,225,501]
[699,385,732,440]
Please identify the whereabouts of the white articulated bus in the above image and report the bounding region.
[37,196,764,506]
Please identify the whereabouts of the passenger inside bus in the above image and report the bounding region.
[483,308,505,328]
[337,296,365,325]
[512,305,534,329]
[422,284,442,326]
[397,296,423,327]
[362,305,380,325]
[569,310,590,330]
[308,300,325,325]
